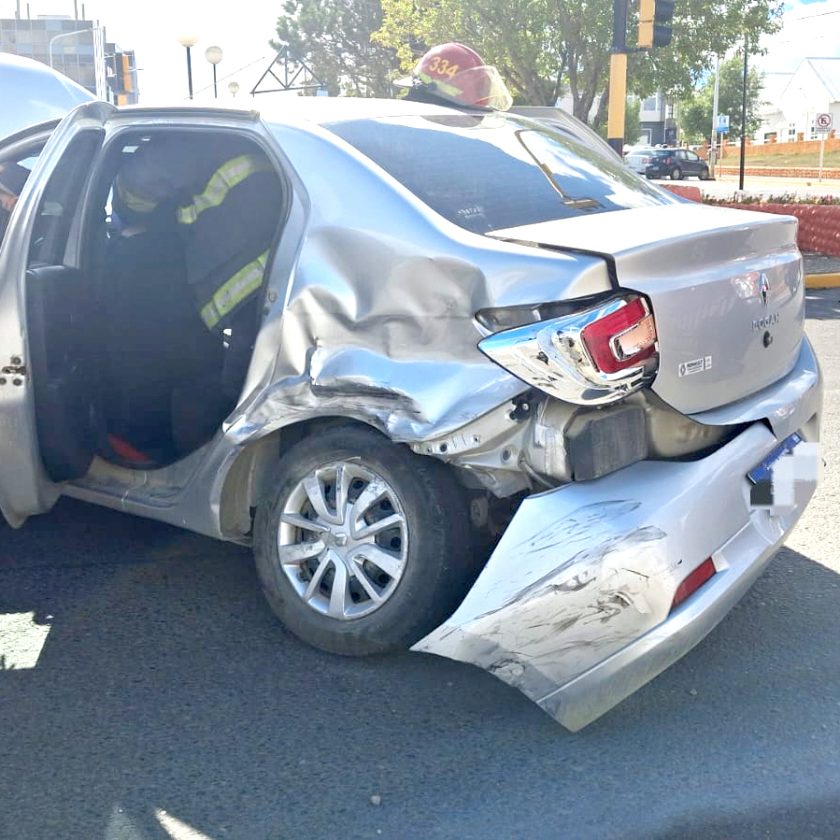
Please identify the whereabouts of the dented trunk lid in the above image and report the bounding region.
[491,203,804,414]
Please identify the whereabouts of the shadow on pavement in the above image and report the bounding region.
[1,499,840,840]
[650,797,840,840]
[805,289,840,320]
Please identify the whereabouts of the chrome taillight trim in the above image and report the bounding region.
[478,296,658,406]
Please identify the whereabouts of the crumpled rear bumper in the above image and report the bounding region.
[413,342,821,731]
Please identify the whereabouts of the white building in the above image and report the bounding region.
[755,57,840,143]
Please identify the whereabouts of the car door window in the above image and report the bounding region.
[28,131,102,267]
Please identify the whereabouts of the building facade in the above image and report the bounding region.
[755,58,840,144]
[638,92,678,146]
[0,12,138,104]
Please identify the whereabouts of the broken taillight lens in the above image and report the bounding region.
[581,298,657,374]
[477,294,658,406]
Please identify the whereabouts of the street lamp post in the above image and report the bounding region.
[177,34,199,99]
[205,45,223,99]
[228,81,240,98]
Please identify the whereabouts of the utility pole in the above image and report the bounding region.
[739,36,748,190]
[606,0,628,157]
[710,54,720,177]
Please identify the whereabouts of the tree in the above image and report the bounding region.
[679,54,764,143]
[375,0,783,127]
[273,0,399,97]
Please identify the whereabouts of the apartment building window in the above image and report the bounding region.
[787,122,797,140]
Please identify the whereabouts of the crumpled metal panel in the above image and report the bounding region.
[225,121,613,445]
[413,405,820,729]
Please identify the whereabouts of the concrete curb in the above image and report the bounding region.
[805,273,840,289]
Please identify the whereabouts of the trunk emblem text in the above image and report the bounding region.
[752,312,780,331]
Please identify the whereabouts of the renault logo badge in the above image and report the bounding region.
[759,274,770,306]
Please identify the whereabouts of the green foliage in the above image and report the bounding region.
[625,96,641,144]
[271,0,783,128]
[374,0,783,126]
[273,0,399,97]
[679,54,764,143]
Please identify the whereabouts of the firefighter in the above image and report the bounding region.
[108,135,282,456]
[394,43,513,111]
[112,135,282,399]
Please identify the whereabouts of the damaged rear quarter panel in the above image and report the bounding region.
[226,121,613,445]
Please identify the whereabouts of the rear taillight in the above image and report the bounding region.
[671,558,716,611]
[478,295,658,406]
[581,298,657,374]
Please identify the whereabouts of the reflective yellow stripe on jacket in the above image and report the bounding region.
[200,250,269,329]
[116,180,158,214]
[177,154,272,225]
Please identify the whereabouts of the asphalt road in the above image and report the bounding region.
[2,292,839,840]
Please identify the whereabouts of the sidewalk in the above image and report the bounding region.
[803,253,840,288]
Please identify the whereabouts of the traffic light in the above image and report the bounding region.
[120,53,135,96]
[638,0,675,49]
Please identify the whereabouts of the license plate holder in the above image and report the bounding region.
[748,432,803,485]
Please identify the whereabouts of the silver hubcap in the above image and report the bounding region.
[277,461,409,620]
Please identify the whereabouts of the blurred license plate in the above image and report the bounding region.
[748,433,803,484]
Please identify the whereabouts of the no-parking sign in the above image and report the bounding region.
[816,113,833,132]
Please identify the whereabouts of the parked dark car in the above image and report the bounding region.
[639,147,710,180]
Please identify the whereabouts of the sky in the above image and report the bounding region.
[2,0,840,101]
[0,0,284,103]
[755,0,840,73]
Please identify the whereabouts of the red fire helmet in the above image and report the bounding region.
[395,42,513,111]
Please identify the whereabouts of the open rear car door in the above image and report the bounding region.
[0,101,112,527]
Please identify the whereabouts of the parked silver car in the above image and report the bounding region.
[0,99,821,730]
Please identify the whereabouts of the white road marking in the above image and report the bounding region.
[157,809,218,840]
[0,611,51,670]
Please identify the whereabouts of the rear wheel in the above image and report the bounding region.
[670,167,682,180]
[253,425,475,656]
[699,166,710,180]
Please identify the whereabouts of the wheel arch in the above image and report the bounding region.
[218,416,405,540]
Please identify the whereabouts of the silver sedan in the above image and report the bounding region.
[0,96,821,730]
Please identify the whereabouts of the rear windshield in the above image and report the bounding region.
[327,114,672,234]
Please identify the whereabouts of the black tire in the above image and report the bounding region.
[670,167,682,180]
[645,172,655,179]
[253,424,476,656]
[699,166,710,181]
